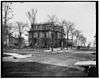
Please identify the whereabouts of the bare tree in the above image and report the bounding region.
[2,2,13,47]
[70,26,75,43]
[59,21,66,50]
[47,15,59,51]
[26,9,37,48]
[78,34,86,46]
[61,20,74,49]
[47,15,59,24]
[15,22,29,48]
[74,30,82,47]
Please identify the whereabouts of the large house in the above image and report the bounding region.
[28,22,66,48]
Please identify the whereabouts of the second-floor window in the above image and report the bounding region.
[40,32,45,38]
[34,32,38,38]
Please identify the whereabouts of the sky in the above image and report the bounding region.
[10,2,96,45]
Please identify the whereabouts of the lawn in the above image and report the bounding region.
[2,48,96,77]
[2,62,88,77]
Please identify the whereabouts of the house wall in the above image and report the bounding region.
[28,23,65,48]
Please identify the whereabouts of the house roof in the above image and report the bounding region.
[29,22,65,35]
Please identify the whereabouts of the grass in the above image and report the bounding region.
[2,48,96,77]
[2,62,88,77]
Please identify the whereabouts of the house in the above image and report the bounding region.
[28,22,65,48]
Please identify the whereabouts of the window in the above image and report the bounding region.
[46,32,49,38]
[48,31,51,38]
[39,25,43,30]
[40,32,44,38]
[34,32,38,38]
[35,25,38,30]
[58,33,61,38]
[42,26,45,30]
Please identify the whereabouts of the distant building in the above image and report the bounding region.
[28,22,66,48]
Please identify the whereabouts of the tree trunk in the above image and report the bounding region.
[51,31,53,51]
[38,32,40,49]
[31,24,35,48]
[44,32,46,48]
[71,35,73,49]
[61,40,63,50]
[51,23,54,52]
[6,35,9,47]
[18,32,22,49]
[76,36,78,46]
[4,11,8,47]
[61,29,63,50]
[67,31,68,50]
[18,37,21,49]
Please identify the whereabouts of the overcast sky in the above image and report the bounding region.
[10,2,96,45]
